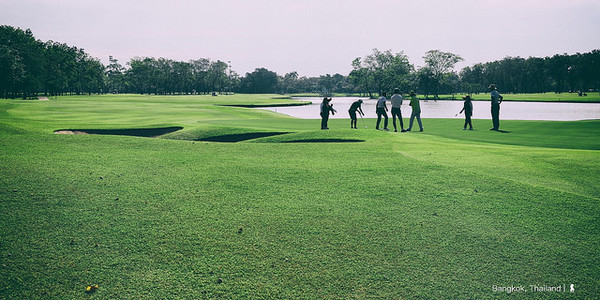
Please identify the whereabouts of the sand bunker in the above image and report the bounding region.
[54,130,88,135]
[53,126,183,137]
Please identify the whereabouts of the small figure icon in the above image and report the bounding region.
[570,284,575,292]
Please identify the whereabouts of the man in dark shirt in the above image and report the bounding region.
[460,95,474,130]
[320,97,336,129]
[348,99,364,129]
[376,93,389,131]
[489,84,503,131]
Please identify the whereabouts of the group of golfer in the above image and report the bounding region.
[320,84,503,131]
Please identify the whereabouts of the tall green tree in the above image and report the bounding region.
[44,41,80,96]
[75,50,104,95]
[281,71,299,94]
[105,56,126,93]
[546,54,571,93]
[350,49,413,97]
[190,58,210,94]
[349,57,373,97]
[127,57,156,94]
[240,68,279,94]
[206,60,228,93]
[0,26,45,98]
[423,50,463,98]
[415,67,435,97]
[459,64,486,94]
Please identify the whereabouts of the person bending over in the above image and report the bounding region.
[348,99,364,129]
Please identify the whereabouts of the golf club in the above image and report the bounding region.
[359,113,367,128]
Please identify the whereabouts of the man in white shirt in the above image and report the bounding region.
[390,88,405,132]
[376,92,389,131]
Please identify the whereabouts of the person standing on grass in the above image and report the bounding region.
[406,91,423,131]
[348,99,364,129]
[320,97,336,130]
[489,84,503,131]
[459,95,474,130]
[390,88,405,132]
[376,92,389,131]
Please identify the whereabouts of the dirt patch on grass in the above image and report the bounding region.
[54,126,183,137]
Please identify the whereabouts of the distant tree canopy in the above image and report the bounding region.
[0,25,104,98]
[1,25,599,99]
[122,57,230,95]
[460,52,600,94]
[239,68,278,94]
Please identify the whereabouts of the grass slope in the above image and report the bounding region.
[1,95,599,299]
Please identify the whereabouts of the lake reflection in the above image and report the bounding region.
[259,97,600,121]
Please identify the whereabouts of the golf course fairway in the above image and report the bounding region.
[1,94,599,299]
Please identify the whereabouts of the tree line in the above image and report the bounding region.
[1,25,599,99]
[460,52,600,95]
[0,26,104,98]
[349,48,600,98]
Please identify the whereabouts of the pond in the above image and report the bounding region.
[259,97,600,121]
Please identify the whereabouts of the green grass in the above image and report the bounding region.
[1,94,599,299]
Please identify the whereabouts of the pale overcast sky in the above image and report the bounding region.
[2,0,599,77]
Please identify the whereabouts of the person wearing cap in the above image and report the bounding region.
[320,97,336,130]
[376,92,389,131]
[489,84,503,131]
[459,95,474,130]
[406,91,423,132]
[348,99,364,129]
[390,88,405,132]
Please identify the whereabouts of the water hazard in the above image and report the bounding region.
[259,97,600,121]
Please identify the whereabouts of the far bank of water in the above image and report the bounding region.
[259,97,600,121]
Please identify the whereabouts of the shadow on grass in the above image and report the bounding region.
[282,139,365,143]
[54,128,366,143]
[218,102,311,108]
[197,132,290,142]
[54,126,183,137]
